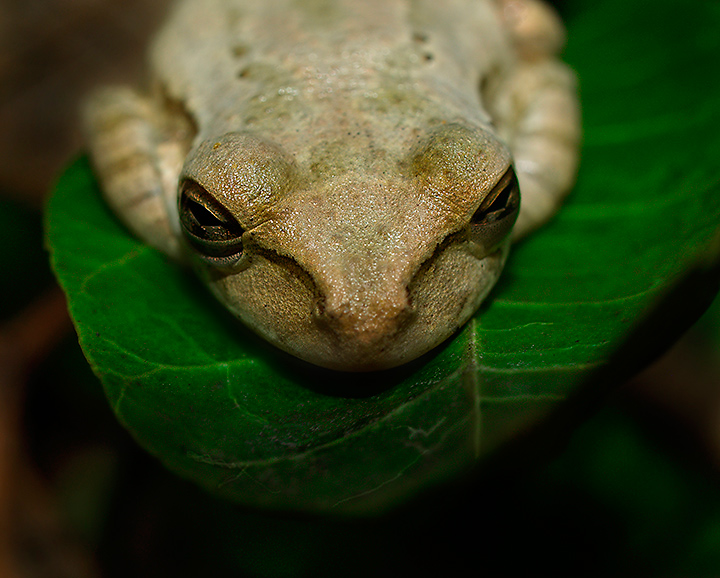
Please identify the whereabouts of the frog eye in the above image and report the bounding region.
[179,181,245,264]
[469,167,520,250]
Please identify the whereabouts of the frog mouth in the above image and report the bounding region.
[203,230,509,372]
[307,238,508,371]
[316,246,506,371]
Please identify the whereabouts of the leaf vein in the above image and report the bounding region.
[78,246,152,293]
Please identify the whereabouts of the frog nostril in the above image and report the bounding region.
[312,298,326,319]
[312,298,350,329]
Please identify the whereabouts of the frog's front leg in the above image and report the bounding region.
[83,87,194,260]
[491,0,581,239]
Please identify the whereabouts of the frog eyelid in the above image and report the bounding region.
[466,166,520,253]
[471,166,520,224]
[179,180,245,263]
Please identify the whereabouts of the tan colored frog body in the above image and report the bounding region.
[84,0,579,371]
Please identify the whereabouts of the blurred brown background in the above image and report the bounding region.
[0,0,172,205]
[0,2,174,576]
[1,0,719,576]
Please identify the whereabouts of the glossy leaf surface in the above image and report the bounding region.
[45,0,720,513]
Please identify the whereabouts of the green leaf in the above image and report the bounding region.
[45,0,720,514]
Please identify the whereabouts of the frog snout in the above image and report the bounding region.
[312,286,413,350]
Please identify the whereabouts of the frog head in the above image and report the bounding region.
[178,124,518,371]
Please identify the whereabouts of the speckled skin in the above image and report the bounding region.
[84,0,580,371]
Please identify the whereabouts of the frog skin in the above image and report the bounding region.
[84,0,580,371]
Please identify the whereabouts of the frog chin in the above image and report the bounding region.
[202,240,509,372]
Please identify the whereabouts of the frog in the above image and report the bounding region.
[83,0,580,372]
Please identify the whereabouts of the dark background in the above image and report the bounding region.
[2,0,720,576]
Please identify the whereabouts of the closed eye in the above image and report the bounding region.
[469,166,520,251]
[471,167,520,225]
[179,180,245,263]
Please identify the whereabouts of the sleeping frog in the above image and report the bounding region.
[84,0,580,371]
